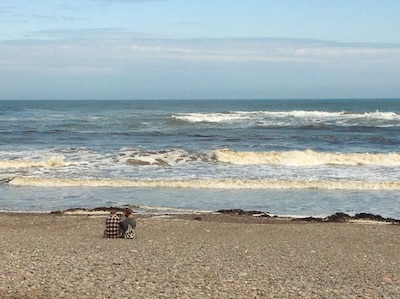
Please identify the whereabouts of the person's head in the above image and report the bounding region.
[124,208,134,217]
[110,209,117,215]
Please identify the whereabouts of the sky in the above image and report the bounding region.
[0,0,399,100]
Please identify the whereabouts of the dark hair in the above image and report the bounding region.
[124,208,133,215]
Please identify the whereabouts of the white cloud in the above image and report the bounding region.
[1,35,399,100]
[126,38,400,65]
[1,37,399,77]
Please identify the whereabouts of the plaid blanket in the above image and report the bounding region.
[104,214,121,238]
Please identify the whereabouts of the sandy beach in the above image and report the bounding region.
[0,212,399,298]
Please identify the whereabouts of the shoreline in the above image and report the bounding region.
[4,207,399,225]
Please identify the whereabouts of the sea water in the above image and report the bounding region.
[0,99,399,218]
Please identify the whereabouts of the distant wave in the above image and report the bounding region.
[7,177,400,190]
[214,149,400,166]
[172,112,252,123]
[172,110,400,127]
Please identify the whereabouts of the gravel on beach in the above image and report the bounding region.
[0,212,399,298]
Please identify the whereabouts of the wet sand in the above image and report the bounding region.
[0,212,399,298]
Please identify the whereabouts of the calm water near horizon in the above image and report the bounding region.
[1,99,400,218]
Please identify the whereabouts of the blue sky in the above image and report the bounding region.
[1,0,399,100]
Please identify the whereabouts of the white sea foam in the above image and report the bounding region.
[1,149,400,169]
[0,156,71,168]
[214,149,400,166]
[8,176,400,190]
[116,148,213,166]
[172,112,250,123]
[172,110,400,127]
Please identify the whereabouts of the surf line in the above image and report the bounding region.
[7,176,400,190]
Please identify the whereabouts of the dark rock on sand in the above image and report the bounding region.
[354,213,400,224]
[354,213,386,222]
[295,212,400,224]
[325,212,352,222]
[292,213,351,223]
[216,209,270,217]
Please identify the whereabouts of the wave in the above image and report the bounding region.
[0,156,71,168]
[172,110,400,127]
[1,150,400,168]
[117,148,214,166]
[84,148,400,167]
[7,176,400,190]
[172,112,252,123]
[214,149,400,166]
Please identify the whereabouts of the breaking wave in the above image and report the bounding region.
[172,110,400,127]
[116,148,213,166]
[214,149,400,166]
[7,177,400,190]
[0,156,71,168]
[1,150,400,168]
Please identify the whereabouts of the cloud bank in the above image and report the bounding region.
[0,32,399,99]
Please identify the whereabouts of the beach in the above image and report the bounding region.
[0,212,399,298]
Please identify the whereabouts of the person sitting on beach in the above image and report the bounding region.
[104,209,122,238]
[119,208,136,238]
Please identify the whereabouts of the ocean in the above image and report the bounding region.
[1,99,399,218]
